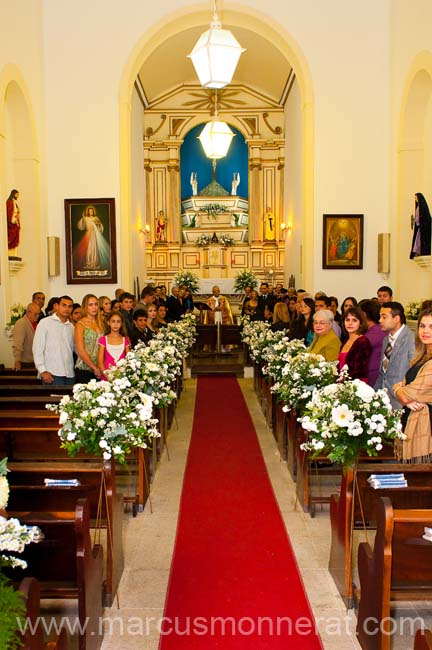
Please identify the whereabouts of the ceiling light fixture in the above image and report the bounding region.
[188,0,245,89]
[198,90,235,161]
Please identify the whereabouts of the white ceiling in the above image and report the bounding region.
[138,24,292,106]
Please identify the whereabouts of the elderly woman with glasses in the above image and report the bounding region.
[307,309,341,361]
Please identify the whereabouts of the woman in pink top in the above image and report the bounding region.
[97,311,130,379]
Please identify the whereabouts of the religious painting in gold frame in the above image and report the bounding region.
[64,198,117,284]
[322,214,364,269]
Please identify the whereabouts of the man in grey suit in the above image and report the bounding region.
[374,301,415,409]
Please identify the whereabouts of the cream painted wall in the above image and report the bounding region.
[130,88,146,292]
[40,0,394,306]
[284,79,303,288]
[0,0,45,364]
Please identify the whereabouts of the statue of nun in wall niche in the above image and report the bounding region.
[410,193,432,259]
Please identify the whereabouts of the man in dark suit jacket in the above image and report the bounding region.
[374,301,415,409]
[258,282,276,313]
[166,287,185,322]
[32,291,46,322]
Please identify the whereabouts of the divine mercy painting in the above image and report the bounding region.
[64,198,117,284]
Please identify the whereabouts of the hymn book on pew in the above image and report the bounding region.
[423,526,432,542]
[44,478,81,486]
[367,473,408,489]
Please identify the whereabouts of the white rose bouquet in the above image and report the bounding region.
[299,379,405,467]
[48,378,160,463]
[263,338,307,383]
[271,353,338,414]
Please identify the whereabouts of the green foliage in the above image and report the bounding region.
[0,572,25,650]
[233,270,258,292]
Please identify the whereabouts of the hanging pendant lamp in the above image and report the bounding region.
[198,91,235,160]
[188,0,245,89]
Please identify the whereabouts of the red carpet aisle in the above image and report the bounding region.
[159,376,323,649]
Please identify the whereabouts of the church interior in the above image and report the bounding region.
[1,1,432,648]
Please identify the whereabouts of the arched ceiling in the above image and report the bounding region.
[138,24,292,107]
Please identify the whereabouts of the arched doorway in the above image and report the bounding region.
[397,54,432,302]
[119,5,314,290]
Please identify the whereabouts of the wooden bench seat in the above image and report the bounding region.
[0,395,62,410]
[357,497,432,650]
[7,459,123,607]
[0,385,72,397]
[18,577,69,649]
[329,464,432,607]
[11,498,104,650]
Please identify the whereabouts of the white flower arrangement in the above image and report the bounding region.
[173,270,200,295]
[5,303,23,336]
[299,379,405,467]
[0,516,44,569]
[47,314,197,463]
[0,457,9,511]
[48,379,160,463]
[271,353,338,415]
[0,458,43,570]
[196,233,211,247]
[234,270,259,292]
[405,299,424,320]
[263,338,307,383]
[219,233,235,247]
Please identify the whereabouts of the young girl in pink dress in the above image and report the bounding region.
[97,311,131,379]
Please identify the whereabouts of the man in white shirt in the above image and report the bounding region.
[374,301,415,408]
[32,295,75,385]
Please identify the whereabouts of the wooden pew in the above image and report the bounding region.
[18,577,69,649]
[415,630,432,650]
[329,463,432,607]
[273,401,288,461]
[295,425,396,516]
[0,396,62,410]
[0,375,47,385]
[7,460,123,607]
[356,497,432,650]
[0,385,72,397]
[12,498,104,650]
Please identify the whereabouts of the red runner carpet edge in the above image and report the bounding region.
[159,375,323,649]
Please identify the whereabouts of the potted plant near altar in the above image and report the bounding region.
[173,270,200,295]
[234,269,258,292]
[299,378,405,468]
[0,458,44,648]
[405,299,423,332]
[196,233,211,248]
[219,233,235,247]
[271,353,338,415]
[5,303,24,338]
[48,378,160,464]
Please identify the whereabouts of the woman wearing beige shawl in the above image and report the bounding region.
[393,308,432,462]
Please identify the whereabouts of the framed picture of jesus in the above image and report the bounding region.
[64,198,117,284]
[322,214,364,270]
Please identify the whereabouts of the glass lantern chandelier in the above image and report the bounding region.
[188,0,245,89]
[198,91,235,161]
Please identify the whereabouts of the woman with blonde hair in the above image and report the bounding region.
[271,302,290,332]
[98,295,111,328]
[75,293,105,383]
[393,307,432,462]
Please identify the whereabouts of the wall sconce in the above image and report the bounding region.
[139,224,151,236]
[281,222,292,235]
